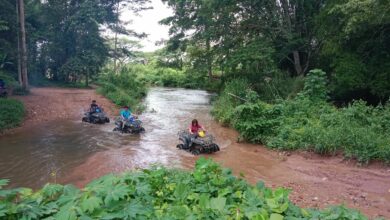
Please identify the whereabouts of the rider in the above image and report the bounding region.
[189,119,205,137]
[120,106,134,129]
[89,100,99,113]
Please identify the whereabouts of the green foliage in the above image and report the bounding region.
[124,52,221,91]
[0,0,150,86]
[0,98,25,131]
[215,70,390,164]
[212,79,252,125]
[0,158,368,219]
[297,69,329,101]
[317,0,390,103]
[0,71,18,87]
[97,67,147,112]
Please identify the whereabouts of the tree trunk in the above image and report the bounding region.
[206,37,212,79]
[85,71,89,87]
[16,1,22,86]
[113,0,119,74]
[280,0,303,75]
[18,0,28,89]
[293,50,303,75]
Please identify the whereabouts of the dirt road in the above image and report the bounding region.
[12,87,118,127]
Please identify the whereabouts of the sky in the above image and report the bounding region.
[121,0,173,52]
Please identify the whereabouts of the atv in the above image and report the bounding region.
[113,117,145,134]
[176,130,220,155]
[82,109,110,124]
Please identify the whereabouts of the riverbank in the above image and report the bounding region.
[5,87,118,133]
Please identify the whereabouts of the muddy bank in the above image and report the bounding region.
[13,87,118,128]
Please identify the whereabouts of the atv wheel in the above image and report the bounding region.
[105,118,110,123]
[92,118,100,124]
[177,144,184,149]
[82,117,88,122]
[210,144,219,152]
[192,149,200,155]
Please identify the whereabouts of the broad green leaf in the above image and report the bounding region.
[54,203,77,220]
[199,194,210,209]
[104,184,129,205]
[0,179,9,189]
[174,183,189,201]
[81,196,102,213]
[210,197,226,212]
[0,204,7,217]
[270,213,284,220]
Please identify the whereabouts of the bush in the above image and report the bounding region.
[0,99,25,131]
[212,79,252,125]
[0,71,18,88]
[215,69,390,164]
[0,158,368,219]
[97,68,147,112]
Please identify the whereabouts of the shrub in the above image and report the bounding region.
[214,69,390,164]
[212,79,252,125]
[0,158,368,219]
[97,68,147,112]
[0,71,18,88]
[0,99,25,131]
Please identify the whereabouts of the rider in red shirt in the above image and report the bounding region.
[189,119,205,134]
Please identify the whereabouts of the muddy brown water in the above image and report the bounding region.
[1,87,389,218]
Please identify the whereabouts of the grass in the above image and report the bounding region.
[0,98,25,131]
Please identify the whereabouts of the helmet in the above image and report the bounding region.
[198,130,205,138]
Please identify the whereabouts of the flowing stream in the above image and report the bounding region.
[0,88,234,188]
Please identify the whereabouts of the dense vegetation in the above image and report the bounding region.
[0,158,368,219]
[158,0,390,164]
[0,0,149,88]
[0,98,25,131]
[97,67,147,112]
[213,70,390,164]
[160,0,389,105]
[119,51,221,91]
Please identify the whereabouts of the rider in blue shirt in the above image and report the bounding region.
[120,106,134,130]
[120,106,130,119]
[120,106,133,122]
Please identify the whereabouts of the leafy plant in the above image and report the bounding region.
[0,158,368,219]
[97,68,147,112]
[0,98,25,131]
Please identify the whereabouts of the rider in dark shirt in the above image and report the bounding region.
[89,100,99,114]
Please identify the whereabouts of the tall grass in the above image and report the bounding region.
[0,99,25,131]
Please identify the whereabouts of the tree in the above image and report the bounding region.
[317,0,390,103]
[17,0,28,89]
